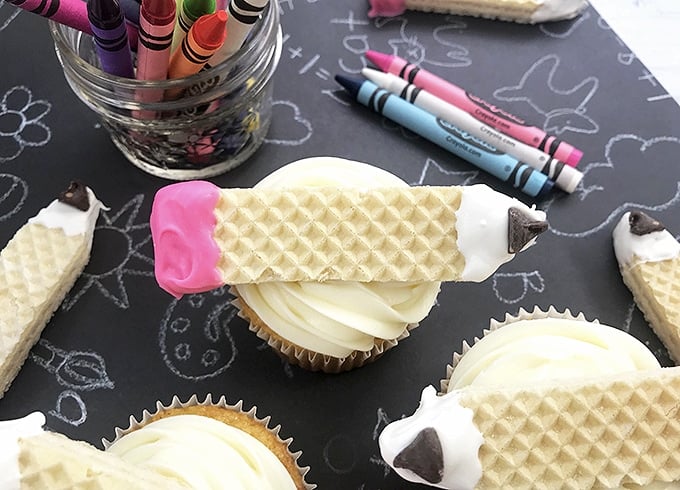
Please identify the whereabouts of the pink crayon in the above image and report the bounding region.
[365,50,583,166]
[7,0,93,34]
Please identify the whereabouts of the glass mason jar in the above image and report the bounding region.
[50,3,281,180]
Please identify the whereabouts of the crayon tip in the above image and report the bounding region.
[193,10,227,50]
[365,50,392,72]
[361,67,391,86]
[88,0,124,25]
[565,147,583,167]
[141,0,176,25]
[334,75,363,99]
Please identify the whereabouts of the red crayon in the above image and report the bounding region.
[7,0,93,34]
[136,0,175,81]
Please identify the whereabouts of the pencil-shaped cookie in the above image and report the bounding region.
[613,210,680,363]
[2,412,189,489]
[380,367,680,489]
[0,182,104,397]
[150,182,548,297]
[367,0,588,23]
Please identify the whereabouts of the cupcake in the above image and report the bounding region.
[104,394,313,489]
[232,156,442,372]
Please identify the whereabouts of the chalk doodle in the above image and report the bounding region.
[61,194,154,310]
[0,173,27,222]
[323,434,357,474]
[493,54,599,136]
[48,390,87,427]
[159,286,238,380]
[492,271,545,304]
[256,341,295,378]
[264,100,313,146]
[0,85,51,162]
[368,407,395,478]
[30,338,115,391]
[544,134,680,238]
[0,1,21,32]
[412,157,479,186]
[540,10,590,38]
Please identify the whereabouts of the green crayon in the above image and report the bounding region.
[171,0,216,52]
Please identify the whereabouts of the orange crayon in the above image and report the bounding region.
[166,10,227,98]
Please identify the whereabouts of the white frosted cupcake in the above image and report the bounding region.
[233,156,442,373]
[104,394,314,489]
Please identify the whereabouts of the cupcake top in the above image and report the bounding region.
[446,317,660,391]
[234,157,441,358]
[106,405,302,490]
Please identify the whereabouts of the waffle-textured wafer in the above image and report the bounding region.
[0,182,103,397]
[151,181,547,297]
[613,211,680,363]
[380,367,680,489]
[367,0,588,23]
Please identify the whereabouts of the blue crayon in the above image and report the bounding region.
[87,0,135,77]
[335,75,554,198]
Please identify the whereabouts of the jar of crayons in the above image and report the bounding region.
[49,0,280,179]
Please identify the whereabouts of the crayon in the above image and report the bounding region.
[206,0,269,68]
[362,68,583,193]
[87,0,135,78]
[336,75,553,198]
[167,10,227,93]
[119,0,141,48]
[365,50,583,167]
[171,0,216,53]
[6,0,93,34]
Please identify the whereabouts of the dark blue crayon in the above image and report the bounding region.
[118,0,141,49]
[87,0,135,77]
[335,75,554,198]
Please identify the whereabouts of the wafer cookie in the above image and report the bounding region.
[0,182,104,397]
[613,211,680,363]
[367,0,588,23]
[151,181,547,297]
[1,412,189,489]
[380,367,680,489]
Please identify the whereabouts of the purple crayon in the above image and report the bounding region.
[6,0,93,34]
[88,0,135,77]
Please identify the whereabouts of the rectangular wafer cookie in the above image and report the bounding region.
[150,182,548,297]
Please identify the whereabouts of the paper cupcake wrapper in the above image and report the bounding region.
[230,287,418,374]
[102,393,316,490]
[439,305,599,393]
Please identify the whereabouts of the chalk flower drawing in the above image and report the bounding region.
[0,86,51,162]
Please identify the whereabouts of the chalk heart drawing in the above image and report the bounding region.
[159,286,238,380]
[413,157,479,186]
[544,134,680,237]
[492,271,545,304]
[0,173,27,222]
[0,85,51,162]
[0,1,21,32]
[375,16,471,68]
[62,194,155,310]
[264,100,312,146]
[493,54,599,136]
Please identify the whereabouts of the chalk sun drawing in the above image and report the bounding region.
[544,134,680,238]
[61,194,154,310]
[0,86,51,162]
[413,157,479,186]
[264,100,313,146]
[493,54,599,136]
[0,173,27,222]
[492,271,545,304]
[159,286,238,380]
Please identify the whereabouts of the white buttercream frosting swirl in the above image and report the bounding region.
[106,414,296,490]
[234,157,441,358]
[613,211,680,269]
[0,412,45,490]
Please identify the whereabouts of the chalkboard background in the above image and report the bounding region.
[1,1,679,488]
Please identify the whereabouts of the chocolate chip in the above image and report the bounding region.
[59,181,90,212]
[508,207,549,254]
[393,427,444,484]
[628,210,665,236]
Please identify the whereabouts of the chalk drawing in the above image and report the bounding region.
[323,434,356,474]
[0,86,51,162]
[264,100,313,146]
[48,390,87,427]
[540,10,590,38]
[62,193,154,310]
[0,173,27,222]
[492,271,545,304]
[0,1,21,32]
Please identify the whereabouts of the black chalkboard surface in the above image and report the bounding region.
[1,1,679,488]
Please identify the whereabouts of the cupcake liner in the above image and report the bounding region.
[439,305,599,394]
[102,393,316,490]
[231,287,418,374]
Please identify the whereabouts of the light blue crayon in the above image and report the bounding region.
[335,75,554,198]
